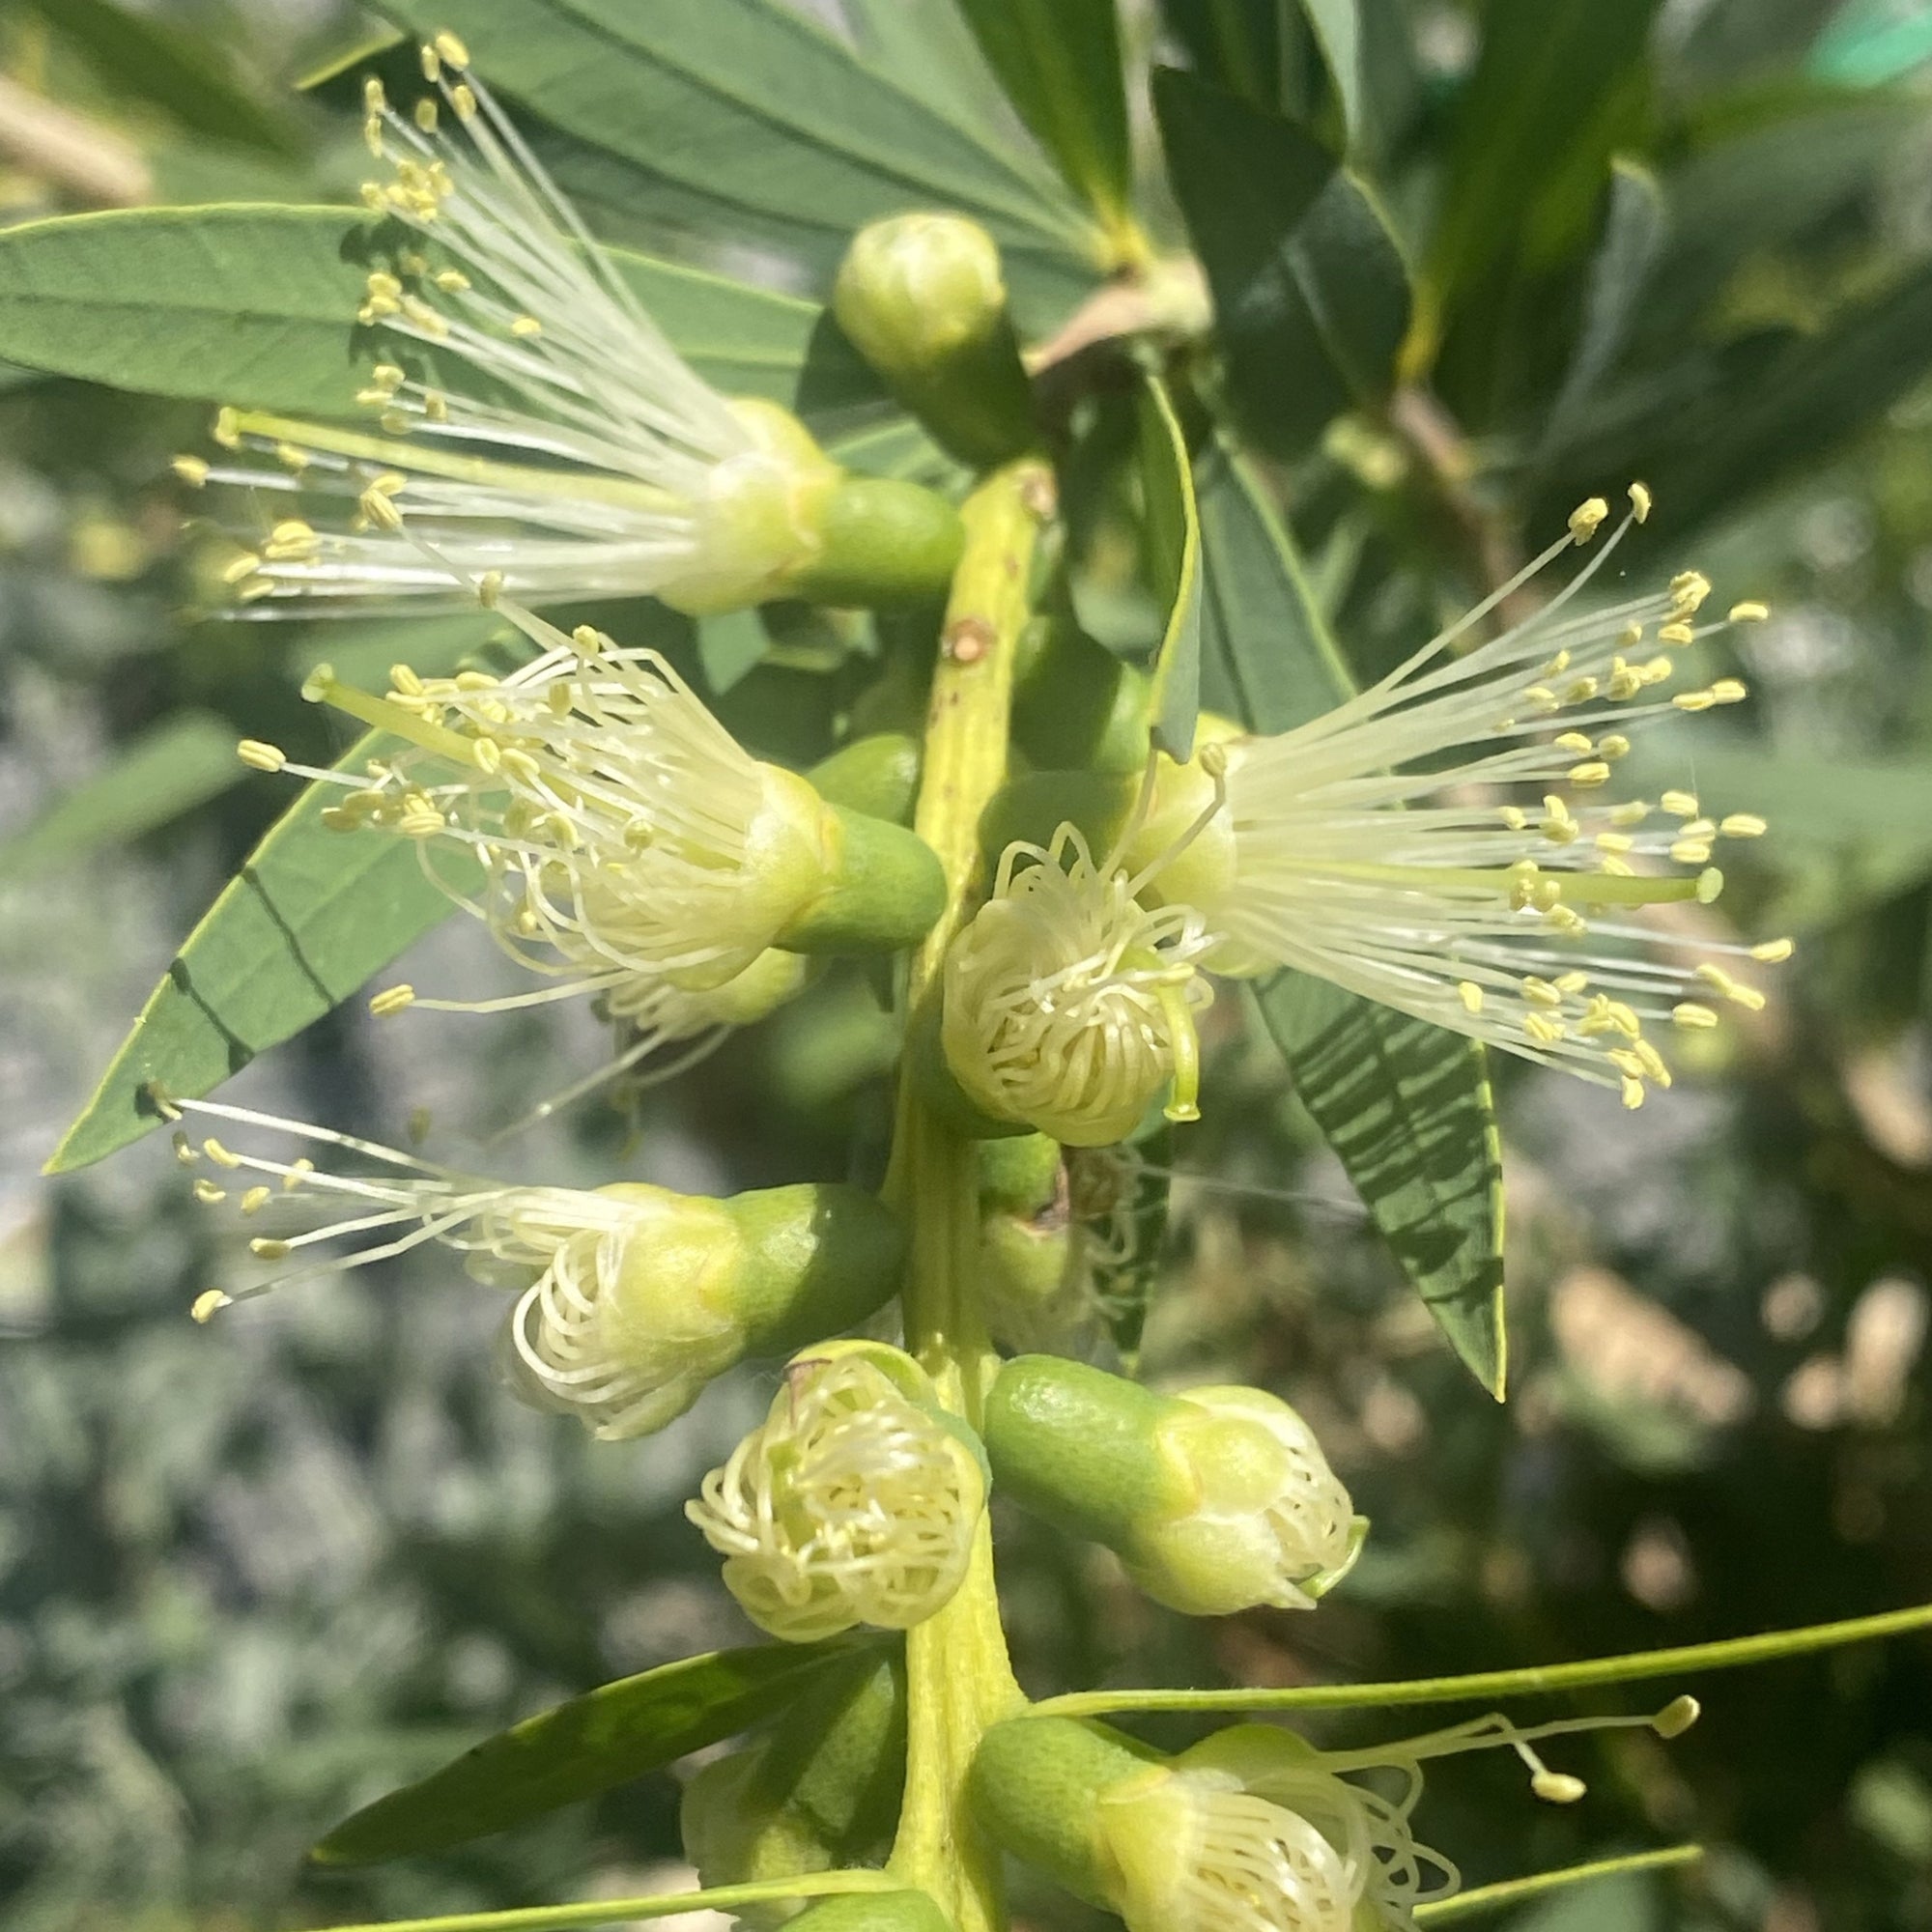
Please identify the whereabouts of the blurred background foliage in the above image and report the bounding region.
[6,1,1932,1929]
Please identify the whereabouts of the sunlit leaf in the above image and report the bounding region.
[315,1637,887,1864]
[1137,374,1203,763]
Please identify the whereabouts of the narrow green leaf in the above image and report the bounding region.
[0,714,240,879]
[1194,432,1352,729]
[1256,976,1506,1397]
[377,0,1100,325]
[1153,67,1411,452]
[0,205,888,425]
[314,1637,881,1865]
[1192,434,1506,1394]
[24,0,302,156]
[1137,375,1204,763]
[44,724,476,1175]
[1295,0,1362,145]
[1415,1847,1702,1925]
[954,0,1134,232]
[1541,157,1668,454]
[841,0,1028,134]
[1428,0,1663,321]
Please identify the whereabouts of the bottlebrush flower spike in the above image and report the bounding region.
[163,1095,903,1439]
[188,39,958,616]
[1118,489,1788,1109]
[689,1346,986,1642]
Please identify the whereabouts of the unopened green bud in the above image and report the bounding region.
[983,1357,1365,1615]
[975,1136,1096,1355]
[785,1893,954,1932]
[1012,591,1154,776]
[789,476,966,611]
[508,1182,905,1440]
[689,1344,987,1641]
[682,1647,906,1922]
[776,801,947,958]
[834,213,1036,469]
[809,732,923,827]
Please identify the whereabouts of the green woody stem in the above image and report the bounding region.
[884,461,1052,1932]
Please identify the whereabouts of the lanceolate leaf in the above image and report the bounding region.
[314,1636,885,1865]
[1137,375,1204,764]
[1153,67,1411,453]
[953,0,1135,235]
[1194,438,1506,1396]
[0,205,887,426]
[45,724,476,1176]
[378,0,1101,326]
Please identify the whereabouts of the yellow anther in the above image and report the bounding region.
[454,669,498,691]
[1751,937,1794,963]
[366,270,403,303]
[192,1179,226,1205]
[1694,963,1766,1009]
[1728,600,1770,623]
[571,624,601,652]
[1621,1076,1646,1110]
[1635,1039,1671,1085]
[1609,800,1650,828]
[451,81,478,118]
[434,27,471,66]
[172,1131,197,1166]
[203,1138,242,1168]
[1563,676,1600,704]
[1524,685,1560,712]
[1711,678,1747,704]
[1669,838,1712,865]
[1659,621,1696,647]
[1669,570,1712,615]
[415,97,440,133]
[1607,1001,1640,1038]
[240,1185,272,1215]
[1639,655,1673,684]
[274,441,310,472]
[1672,1003,1719,1030]
[1546,903,1588,935]
[1620,622,1645,646]
[424,389,450,423]
[1544,649,1573,676]
[1594,831,1634,854]
[1695,867,1725,902]
[1662,790,1699,818]
[172,454,210,487]
[1568,760,1611,788]
[284,1158,314,1190]
[359,486,406,533]
[1629,481,1653,523]
[1457,980,1484,1015]
[1607,663,1644,700]
[363,113,385,158]
[220,551,261,585]
[1568,497,1609,543]
[434,268,471,293]
[190,1289,230,1323]
[501,747,542,784]
[1524,1012,1566,1046]
[378,409,413,436]
[510,315,544,339]
[1498,805,1527,831]
[363,75,387,117]
[1555,971,1589,995]
[471,736,503,775]
[419,40,441,81]
[1608,1047,1646,1080]
[1673,690,1716,712]
[400,295,450,336]
[1521,976,1564,1009]
[1678,817,1716,839]
[479,568,504,607]
[1554,731,1593,754]
[1598,854,1634,876]
[388,664,425,697]
[369,984,417,1017]
[1598,733,1631,760]
[237,739,287,773]
[250,1237,293,1260]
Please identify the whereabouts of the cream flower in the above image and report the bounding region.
[689,1349,985,1642]
[943,822,1217,1146]
[1124,491,1787,1109]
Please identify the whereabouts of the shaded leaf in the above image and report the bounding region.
[0,714,240,879]
[378,0,1100,326]
[954,0,1134,232]
[44,716,488,1175]
[0,205,889,427]
[1193,433,1506,1394]
[1137,375,1203,763]
[1256,977,1507,1397]
[1153,67,1410,453]
[315,1637,883,1864]
[1297,0,1363,146]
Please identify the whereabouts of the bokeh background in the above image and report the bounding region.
[6,1,1932,1928]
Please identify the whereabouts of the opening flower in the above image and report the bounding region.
[942,821,1218,1147]
[189,38,956,617]
[688,1348,986,1642]
[1121,490,1787,1109]
[165,1095,903,1439]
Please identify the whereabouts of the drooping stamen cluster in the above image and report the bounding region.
[185,34,836,616]
[1135,490,1786,1108]
[256,606,836,1009]
[944,820,1219,1147]
[688,1351,985,1642]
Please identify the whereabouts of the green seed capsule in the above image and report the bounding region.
[982,1356,1366,1615]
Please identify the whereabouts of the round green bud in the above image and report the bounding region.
[977,1131,1065,1217]
[784,1893,955,1932]
[833,213,1036,469]
[809,732,923,827]
[504,1181,904,1440]
[975,1136,1096,1355]
[983,1357,1367,1616]
[689,1345,987,1641]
